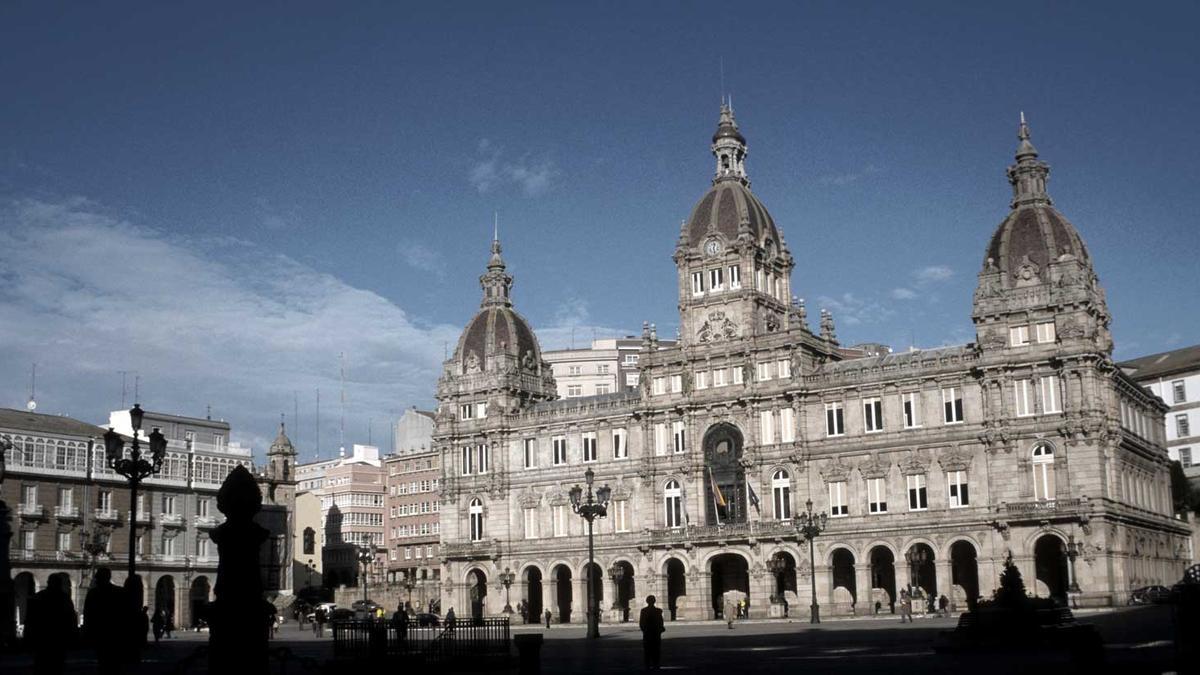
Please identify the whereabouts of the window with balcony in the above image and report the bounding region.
[772,469,791,520]
[664,480,683,529]
[1032,443,1055,501]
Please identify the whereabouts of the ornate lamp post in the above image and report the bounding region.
[794,498,828,624]
[103,404,167,580]
[905,547,929,596]
[569,468,611,639]
[357,545,374,606]
[766,554,787,604]
[1065,534,1082,593]
[499,567,516,614]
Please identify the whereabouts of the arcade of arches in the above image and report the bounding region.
[11,570,214,631]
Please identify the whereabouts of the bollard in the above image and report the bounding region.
[514,633,544,675]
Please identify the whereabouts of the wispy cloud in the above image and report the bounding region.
[397,239,445,279]
[890,287,917,300]
[818,163,881,186]
[469,138,560,196]
[815,292,895,328]
[0,198,460,456]
[534,296,632,350]
[891,265,955,302]
[254,196,293,231]
[915,265,953,284]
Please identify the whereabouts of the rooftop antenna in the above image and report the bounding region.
[315,387,321,459]
[719,56,726,105]
[339,352,346,456]
[494,210,499,241]
[26,363,37,411]
[118,370,137,408]
[1020,110,1026,125]
[294,390,300,450]
[134,374,140,405]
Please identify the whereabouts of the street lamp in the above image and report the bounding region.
[794,498,828,624]
[499,567,515,614]
[766,554,787,604]
[1065,535,1082,593]
[103,404,167,581]
[357,545,374,606]
[569,468,611,639]
[306,558,314,588]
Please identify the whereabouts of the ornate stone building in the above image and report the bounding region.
[434,106,1191,623]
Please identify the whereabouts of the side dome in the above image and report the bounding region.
[981,114,1092,288]
[686,180,782,252]
[454,306,543,374]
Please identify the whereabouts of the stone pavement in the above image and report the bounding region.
[0,606,1179,674]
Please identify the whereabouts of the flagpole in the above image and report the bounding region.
[708,466,722,527]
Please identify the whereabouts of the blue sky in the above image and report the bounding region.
[2,1,1198,457]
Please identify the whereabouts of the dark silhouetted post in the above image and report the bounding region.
[0,434,14,648]
[208,465,271,672]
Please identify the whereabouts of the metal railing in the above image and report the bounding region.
[332,617,511,665]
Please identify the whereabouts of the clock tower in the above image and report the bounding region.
[674,102,797,347]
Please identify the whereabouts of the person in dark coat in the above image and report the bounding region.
[544,609,552,628]
[152,608,166,643]
[392,602,409,650]
[83,567,127,675]
[638,595,665,671]
[26,574,77,675]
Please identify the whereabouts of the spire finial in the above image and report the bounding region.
[493,211,499,243]
[711,101,749,185]
[1007,112,1051,208]
[480,216,513,307]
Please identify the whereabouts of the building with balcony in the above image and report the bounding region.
[2,407,254,632]
[432,107,1191,624]
[1121,344,1200,483]
[544,337,678,398]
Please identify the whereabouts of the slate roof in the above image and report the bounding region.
[1119,344,1200,380]
[0,408,108,438]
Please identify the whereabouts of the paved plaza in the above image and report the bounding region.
[0,605,1180,674]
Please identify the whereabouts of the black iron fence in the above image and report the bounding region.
[332,617,511,666]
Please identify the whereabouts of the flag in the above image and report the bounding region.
[747,482,761,513]
[709,469,727,507]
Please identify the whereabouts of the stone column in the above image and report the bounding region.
[935,559,952,604]
[691,569,712,620]
[749,566,771,619]
[573,575,588,624]
[854,563,872,615]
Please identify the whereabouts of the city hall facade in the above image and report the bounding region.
[433,106,1191,622]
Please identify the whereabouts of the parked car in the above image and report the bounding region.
[1129,585,1172,604]
[328,608,355,622]
[306,602,338,622]
[415,613,441,627]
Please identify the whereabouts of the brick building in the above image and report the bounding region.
[384,447,441,609]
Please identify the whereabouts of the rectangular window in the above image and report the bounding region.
[1174,380,1187,404]
[598,365,609,374]
[568,365,582,375]
[612,429,627,459]
[22,530,35,551]
[58,532,70,551]
[1010,325,1030,347]
[756,362,773,381]
[99,490,112,512]
[903,392,921,428]
[713,369,727,387]
[624,354,639,365]
[523,438,537,469]
[477,444,490,474]
[58,487,73,510]
[1178,414,1191,438]
[907,474,928,510]
[943,387,964,424]
[709,268,724,291]
[197,498,209,517]
[552,437,568,465]
[596,384,610,395]
[863,397,883,433]
[691,271,704,295]
[460,446,473,475]
[732,366,744,385]
[867,477,887,514]
[523,508,538,539]
[670,375,683,393]
[947,470,970,508]
[459,404,475,420]
[825,402,845,437]
[567,385,583,397]
[582,433,597,463]
[777,359,791,379]
[672,421,687,454]
[476,402,488,418]
[1014,379,1033,417]
[695,371,708,390]
[162,495,176,514]
[653,377,666,395]
[759,411,775,445]
[613,500,629,532]
[1035,321,1056,344]
[1041,375,1061,413]
[780,408,796,443]
[1180,448,1193,467]
[729,265,741,289]
[654,424,668,456]
[553,505,567,537]
[828,481,848,517]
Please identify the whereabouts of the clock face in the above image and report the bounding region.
[704,240,722,257]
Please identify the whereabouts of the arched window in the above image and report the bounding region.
[664,480,683,529]
[1032,443,1055,501]
[772,469,791,520]
[469,498,485,542]
[303,527,315,555]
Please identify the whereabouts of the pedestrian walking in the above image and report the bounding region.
[26,573,77,675]
[445,607,457,632]
[723,595,737,629]
[545,608,552,628]
[313,607,326,637]
[152,608,166,644]
[638,595,665,671]
[899,590,912,623]
[165,611,174,638]
[392,603,409,652]
[938,594,949,617]
[84,568,127,675]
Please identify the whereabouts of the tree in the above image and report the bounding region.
[992,551,1028,610]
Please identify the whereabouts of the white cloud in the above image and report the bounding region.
[532,296,633,350]
[468,139,560,197]
[397,240,445,279]
[890,287,917,300]
[0,199,460,456]
[815,292,895,328]
[914,265,953,284]
[818,163,881,186]
[255,196,292,231]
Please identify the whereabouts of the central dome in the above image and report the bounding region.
[686,180,782,251]
[454,305,542,374]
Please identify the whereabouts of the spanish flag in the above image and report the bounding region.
[709,469,727,507]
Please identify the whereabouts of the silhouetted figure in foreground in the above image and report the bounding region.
[639,595,664,671]
[83,567,126,675]
[445,607,457,632]
[208,465,272,672]
[392,602,409,651]
[313,607,326,637]
[26,574,77,675]
[544,609,551,628]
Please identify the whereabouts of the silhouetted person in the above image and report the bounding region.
[638,595,664,671]
[164,610,174,638]
[445,607,457,632]
[83,567,126,675]
[313,607,326,637]
[392,603,409,650]
[152,608,166,643]
[26,573,77,675]
[544,609,551,628]
[899,589,912,623]
[939,594,949,617]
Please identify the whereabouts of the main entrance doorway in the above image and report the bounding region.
[703,424,746,525]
